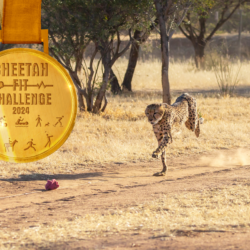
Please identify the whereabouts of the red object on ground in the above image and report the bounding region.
[45,179,59,190]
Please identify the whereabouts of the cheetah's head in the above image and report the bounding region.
[145,104,164,125]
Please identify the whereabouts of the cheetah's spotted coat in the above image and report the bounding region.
[145,93,200,176]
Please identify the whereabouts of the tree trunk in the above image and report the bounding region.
[110,69,121,94]
[154,0,171,105]
[76,88,85,111]
[69,71,85,111]
[122,30,141,91]
[93,48,111,113]
[161,37,171,104]
[194,45,205,69]
[193,40,206,69]
[86,92,93,112]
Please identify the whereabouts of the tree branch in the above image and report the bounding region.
[147,14,161,34]
[115,30,121,56]
[87,45,98,93]
[169,4,191,39]
[179,25,191,39]
[110,30,132,66]
[101,92,108,112]
[92,54,102,93]
[164,0,173,16]
[186,12,198,38]
[206,0,246,42]
[50,48,70,72]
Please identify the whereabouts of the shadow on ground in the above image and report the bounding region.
[0,172,103,182]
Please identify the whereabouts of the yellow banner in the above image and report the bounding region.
[0,0,41,44]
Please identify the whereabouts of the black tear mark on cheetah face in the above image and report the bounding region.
[145,104,165,125]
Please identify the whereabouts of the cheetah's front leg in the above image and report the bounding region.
[152,135,169,159]
[152,134,169,176]
[153,150,168,176]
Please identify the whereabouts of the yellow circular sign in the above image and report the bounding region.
[0,48,77,163]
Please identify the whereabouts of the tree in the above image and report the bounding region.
[85,0,135,113]
[221,3,250,33]
[154,0,191,104]
[122,18,158,92]
[88,0,154,112]
[179,0,248,69]
[43,0,148,113]
[42,0,91,110]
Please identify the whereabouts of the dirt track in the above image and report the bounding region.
[1,148,250,249]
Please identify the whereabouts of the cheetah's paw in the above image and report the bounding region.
[152,151,160,159]
[153,171,166,176]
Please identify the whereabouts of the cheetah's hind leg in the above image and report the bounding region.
[153,151,168,176]
[195,119,200,138]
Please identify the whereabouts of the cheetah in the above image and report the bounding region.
[145,93,200,176]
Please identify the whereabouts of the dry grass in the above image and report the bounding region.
[1,183,250,249]
[113,58,250,91]
[1,93,250,178]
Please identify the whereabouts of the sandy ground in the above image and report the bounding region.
[1,148,250,249]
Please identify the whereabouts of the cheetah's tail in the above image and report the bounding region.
[176,93,199,135]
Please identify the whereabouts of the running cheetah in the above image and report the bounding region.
[145,93,200,176]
